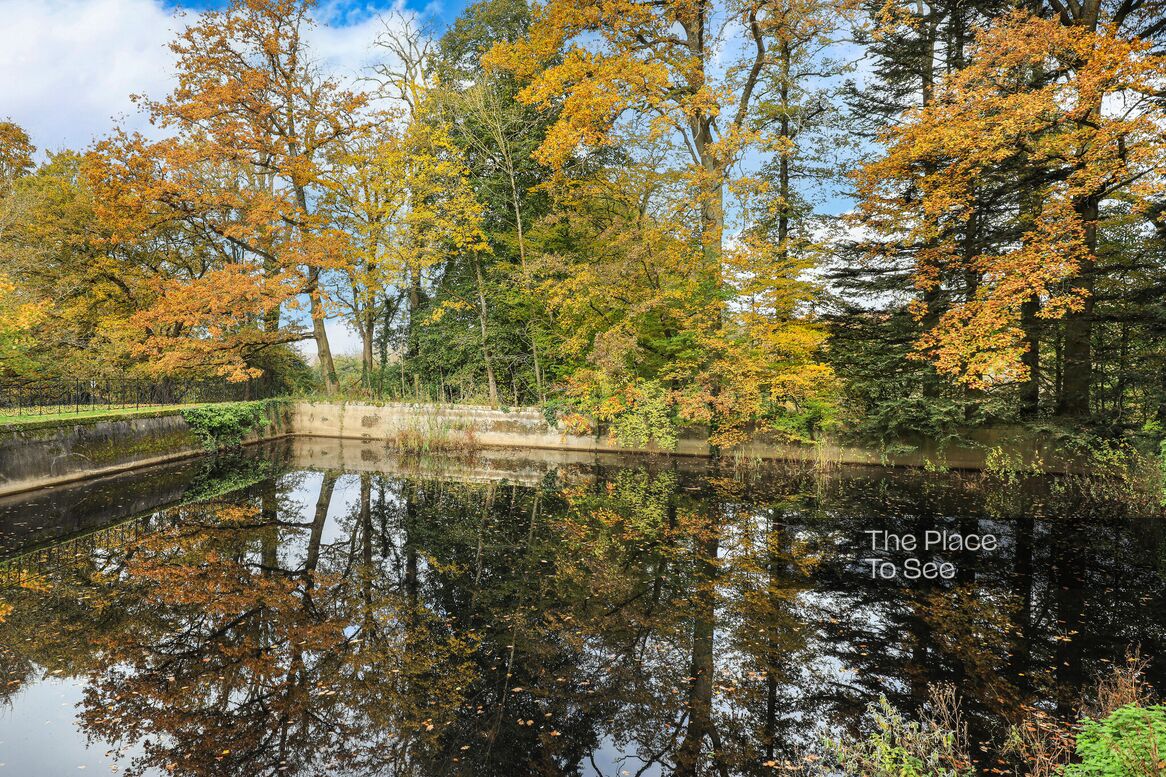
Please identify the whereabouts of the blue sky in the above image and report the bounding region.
[162,0,468,27]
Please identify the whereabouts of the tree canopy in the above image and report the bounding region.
[2,0,1166,446]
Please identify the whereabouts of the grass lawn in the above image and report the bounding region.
[0,404,205,429]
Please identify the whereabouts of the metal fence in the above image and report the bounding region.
[0,376,277,417]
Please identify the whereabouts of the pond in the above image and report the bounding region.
[1,438,1164,776]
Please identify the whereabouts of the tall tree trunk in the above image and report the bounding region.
[506,157,546,403]
[506,160,527,273]
[474,257,500,407]
[308,266,339,394]
[293,177,338,395]
[1058,198,1097,417]
[261,477,279,570]
[777,42,792,261]
[1115,322,1128,420]
[1017,162,1043,418]
[917,9,942,400]
[698,130,725,290]
[1051,7,1101,414]
[378,295,393,397]
[406,267,425,400]
[530,326,545,403]
[1019,297,1042,418]
[360,312,375,393]
[679,9,724,293]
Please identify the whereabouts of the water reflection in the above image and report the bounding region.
[1,443,1164,776]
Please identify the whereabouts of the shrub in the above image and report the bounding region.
[825,685,974,777]
[1062,705,1166,777]
[182,400,271,449]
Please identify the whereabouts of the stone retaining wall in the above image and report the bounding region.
[289,401,1072,472]
[0,400,1077,498]
[0,404,291,497]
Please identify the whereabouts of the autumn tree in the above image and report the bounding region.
[0,150,163,379]
[854,12,1166,417]
[482,0,847,445]
[322,118,406,393]
[485,0,849,287]
[429,0,556,403]
[323,106,492,397]
[0,121,34,197]
[339,15,499,403]
[826,0,1015,438]
[0,122,36,374]
[1034,0,1166,417]
[88,0,366,389]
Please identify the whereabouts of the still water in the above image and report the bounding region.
[1,438,1164,776]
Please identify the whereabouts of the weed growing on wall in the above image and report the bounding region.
[391,414,480,453]
[182,401,274,449]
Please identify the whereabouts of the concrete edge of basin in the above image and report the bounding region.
[0,400,1085,499]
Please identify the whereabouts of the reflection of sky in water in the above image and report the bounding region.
[0,679,157,775]
[588,738,663,777]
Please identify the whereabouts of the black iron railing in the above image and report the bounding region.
[0,376,277,417]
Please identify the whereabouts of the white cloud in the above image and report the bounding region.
[311,1,409,83]
[0,0,416,152]
[0,0,178,150]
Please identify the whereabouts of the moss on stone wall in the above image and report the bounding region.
[70,423,197,467]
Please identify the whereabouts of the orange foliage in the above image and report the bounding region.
[853,12,1166,389]
[84,0,369,381]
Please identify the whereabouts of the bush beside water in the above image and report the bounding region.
[808,658,1166,776]
[181,400,278,449]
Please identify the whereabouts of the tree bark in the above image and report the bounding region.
[473,257,500,406]
[1057,198,1097,417]
[360,313,375,393]
[307,267,339,394]
[1019,296,1041,418]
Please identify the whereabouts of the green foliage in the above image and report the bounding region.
[606,380,677,450]
[1062,705,1166,776]
[825,691,974,777]
[246,345,318,395]
[1062,434,1141,480]
[825,308,1000,445]
[1160,440,1166,507]
[984,445,1041,484]
[766,396,839,443]
[540,397,569,427]
[182,400,273,450]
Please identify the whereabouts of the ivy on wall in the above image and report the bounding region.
[182,400,277,450]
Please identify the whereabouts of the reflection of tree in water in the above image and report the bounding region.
[419,465,832,776]
[800,470,1166,772]
[73,472,475,776]
[0,461,1164,775]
